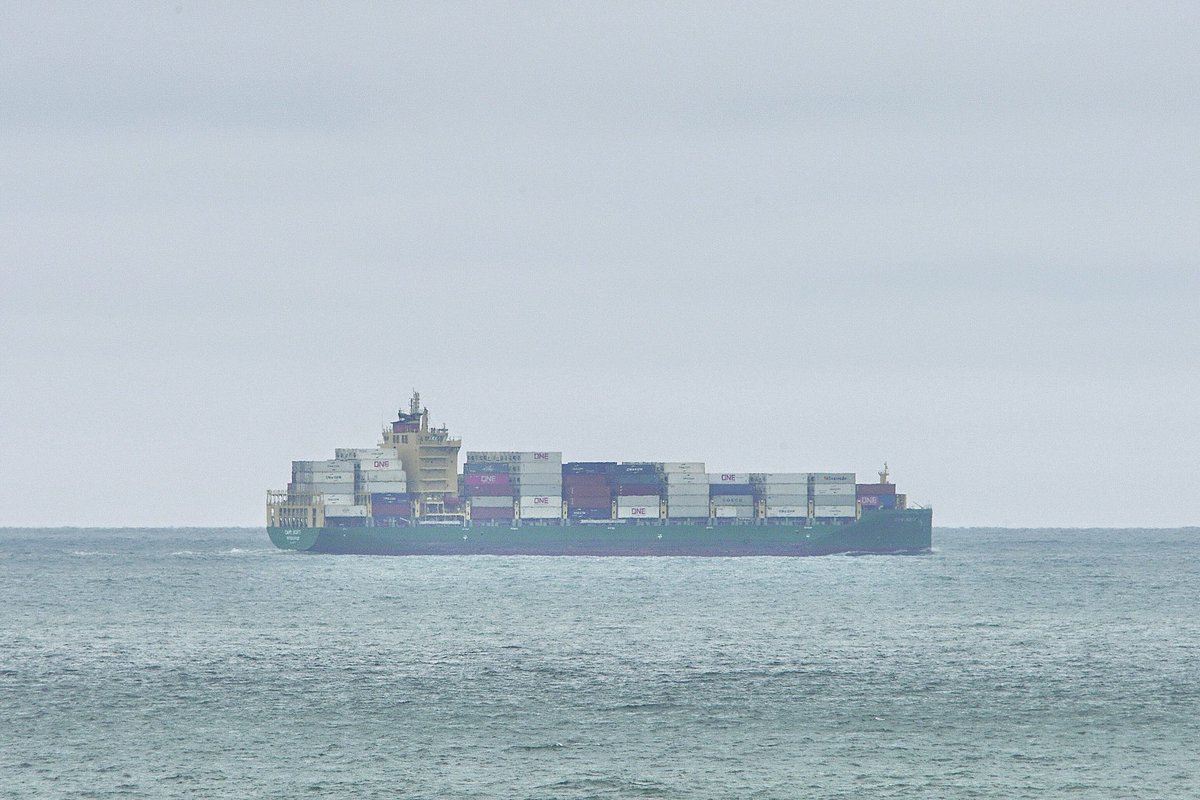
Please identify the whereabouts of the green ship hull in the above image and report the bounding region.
[267,508,932,556]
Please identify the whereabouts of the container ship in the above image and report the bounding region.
[266,392,932,556]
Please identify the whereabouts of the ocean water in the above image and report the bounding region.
[1,528,1197,799]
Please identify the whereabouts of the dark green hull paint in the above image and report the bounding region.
[267,508,932,556]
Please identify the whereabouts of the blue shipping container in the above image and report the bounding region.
[709,484,758,496]
[463,462,511,475]
[569,507,614,520]
[371,492,411,504]
[611,463,658,475]
[612,473,661,486]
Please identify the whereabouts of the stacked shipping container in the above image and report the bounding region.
[709,472,755,519]
[612,463,662,521]
[291,459,362,525]
[463,459,515,521]
[288,444,876,528]
[753,473,810,519]
[812,473,856,519]
[856,482,898,510]
[465,452,563,521]
[664,462,708,519]
[563,462,614,520]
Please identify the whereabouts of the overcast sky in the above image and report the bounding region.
[1,2,1197,528]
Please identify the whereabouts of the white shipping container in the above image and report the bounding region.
[519,496,563,519]
[762,494,808,505]
[324,504,367,517]
[814,504,857,517]
[292,482,355,495]
[294,459,355,472]
[617,505,659,519]
[709,494,754,506]
[466,451,562,466]
[765,505,807,517]
[361,469,407,483]
[516,484,562,497]
[758,482,806,491]
[322,494,355,505]
[617,495,660,507]
[514,461,562,475]
[667,507,710,517]
[661,462,705,473]
[519,495,562,508]
[362,481,406,493]
[709,473,751,484]
[665,472,706,484]
[359,458,401,471]
[813,484,856,496]
[667,484,709,495]
[304,471,353,484]
[470,496,514,509]
[756,473,809,485]
[812,473,854,484]
[714,506,755,519]
[520,505,562,520]
[339,448,399,461]
[512,473,562,483]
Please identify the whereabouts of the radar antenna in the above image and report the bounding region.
[409,390,421,416]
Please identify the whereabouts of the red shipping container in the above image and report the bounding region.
[568,488,611,499]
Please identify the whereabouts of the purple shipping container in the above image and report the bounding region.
[616,485,662,496]
[564,474,610,487]
[856,483,897,496]
[568,484,614,496]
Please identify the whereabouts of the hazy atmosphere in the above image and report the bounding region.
[2,2,1197,528]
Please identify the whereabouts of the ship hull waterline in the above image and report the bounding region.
[268,508,932,557]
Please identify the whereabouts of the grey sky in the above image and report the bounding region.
[1,2,1197,527]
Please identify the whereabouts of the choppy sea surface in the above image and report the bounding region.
[1,527,1197,799]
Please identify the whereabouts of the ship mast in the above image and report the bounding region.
[878,462,890,484]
